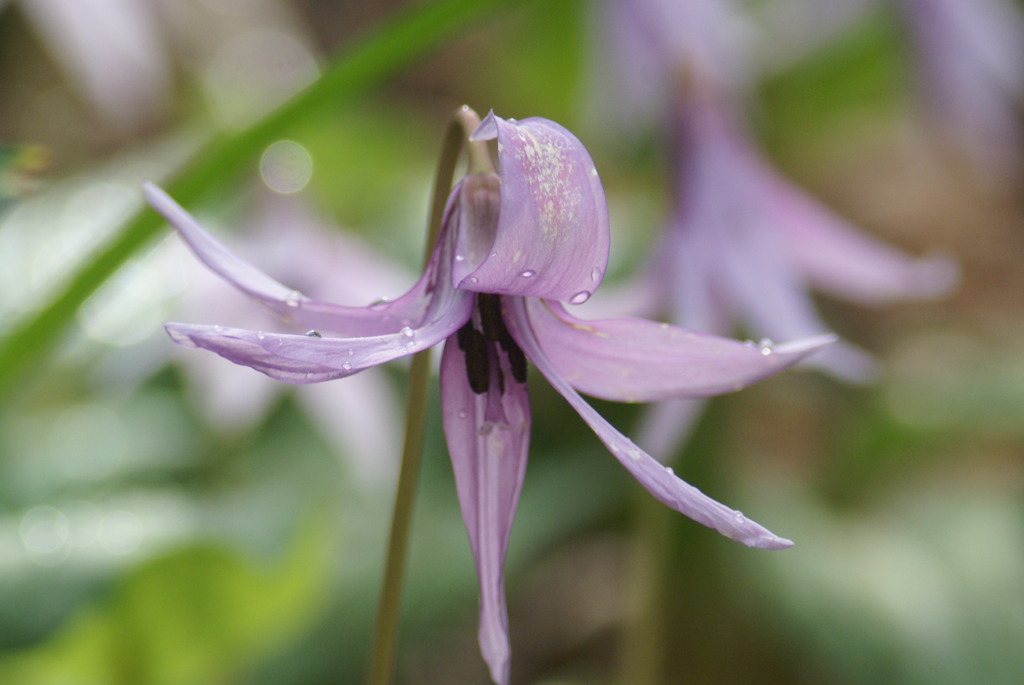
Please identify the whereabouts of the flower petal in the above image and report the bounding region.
[900,0,1024,171]
[164,289,470,383]
[457,113,609,304]
[440,337,531,685]
[22,0,170,129]
[635,398,708,461]
[526,299,834,403]
[767,175,959,305]
[671,88,880,381]
[145,182,449,336]
[503,297,791,550]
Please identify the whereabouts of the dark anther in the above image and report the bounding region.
[507,344,527,384]
[477,293,505,342]
[456,319,475,351]
[462,327,490,394]
[477,293,527,385]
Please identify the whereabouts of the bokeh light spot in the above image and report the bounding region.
[260,140,313,194]
[20,506,70,566]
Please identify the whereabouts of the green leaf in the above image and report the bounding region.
[0,515,333,685]
[0,0,530,401]
[0,145,50,211]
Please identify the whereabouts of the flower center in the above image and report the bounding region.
[456,293,527,395]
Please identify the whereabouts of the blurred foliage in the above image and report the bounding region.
[0,517,331,685]
[757,8,907,160]
[0,144,49,211]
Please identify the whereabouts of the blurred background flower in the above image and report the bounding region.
[0,1,1022,684]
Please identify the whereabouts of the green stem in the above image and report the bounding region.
[364,342,433,685]
[618,489,671,685]
[365,106,483,685]
[0,0,526,401]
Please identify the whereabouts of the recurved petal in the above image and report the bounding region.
[768,176,959,305]
[525,299,833,402]
[145,182,444,336]
[459,113,609,304]
[164,291,470,383]
[503,297,791,550]
[440,339,531,685]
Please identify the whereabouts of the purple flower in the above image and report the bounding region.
[594,1,959,458]
[654,80,957,382]
[146,113,832,684]
[592,0,753,130]
[896,0,1024,175]
[11,0,170,131]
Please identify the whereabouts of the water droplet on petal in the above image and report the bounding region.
[519,270,536,278]
[590,267,602,282]
[347,348,355,356]
[734,511,746,524]
[627,447,643,461]
[758,338,774,355]
[569,291,591,305]
[508,117,517,123]
[305,330,321,338]
[457,410,468,419]
[285,290,302,307]
[256,331,266,340]
[468,276,479,284]
[455,254,465,262]
[665,466,674,476]
[589,167,599,177]
[342,362,352,371]
[400,326,417,348]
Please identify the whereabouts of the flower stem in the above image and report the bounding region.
[365,106,484,685]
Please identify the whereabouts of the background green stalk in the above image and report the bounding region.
[618,490,671,685]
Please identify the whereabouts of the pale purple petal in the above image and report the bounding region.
[145,182,445,336]
[592,0,752,129]
[635,398,708,461]
[899,0,1024,170]
[164,288,471,382]
[504,298,792,550]
[769,178,959,304]
[671,87,886,381]
[457,113,609,304]
[658,223,732,337]
[526,299,834,403]
[709,213,878,382]
[440,338,531,685]
[21,0,169,130]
